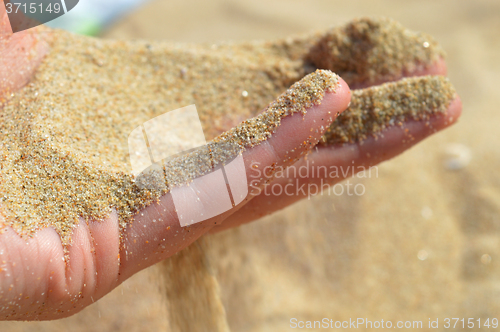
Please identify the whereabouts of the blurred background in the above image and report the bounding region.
[2,0,500,331]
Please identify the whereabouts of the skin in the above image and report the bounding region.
[0,8,462,320]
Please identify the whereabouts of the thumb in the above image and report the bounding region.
[0,3,49,103]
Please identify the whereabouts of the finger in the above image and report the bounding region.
[0,210,121,320]
[349,56,447,89]
[306,17,447,89]
[0,5,49,104]
[253,17,446,91]
[213,82,462,231]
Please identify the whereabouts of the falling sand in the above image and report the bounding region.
[0,17,455,247]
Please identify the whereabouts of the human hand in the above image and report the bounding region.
[0,10,461,320]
